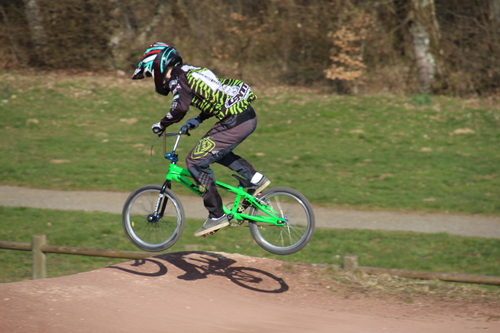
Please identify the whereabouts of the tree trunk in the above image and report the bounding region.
[407,0,444,93]
[109,0,138,68]
[24,0,47,63]
[493,0,500,27]
[135,2,170,47]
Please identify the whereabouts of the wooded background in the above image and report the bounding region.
[1,0,499,96]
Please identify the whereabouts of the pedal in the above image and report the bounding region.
[201,229,219,238]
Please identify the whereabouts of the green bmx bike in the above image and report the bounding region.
[122,125,315,255]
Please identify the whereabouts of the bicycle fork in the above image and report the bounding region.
[148,180,171,223]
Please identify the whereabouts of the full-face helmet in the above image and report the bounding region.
[131,42,182,96]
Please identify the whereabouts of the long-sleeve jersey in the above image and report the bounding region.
[159,65,257,128]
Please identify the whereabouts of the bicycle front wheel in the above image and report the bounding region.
[122,184,185,252]
[249,187,315,255]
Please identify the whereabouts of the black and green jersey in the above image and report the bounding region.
[160,65,257,128]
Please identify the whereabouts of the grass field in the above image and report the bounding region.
[0,72,499,284]
[1,72,498,214]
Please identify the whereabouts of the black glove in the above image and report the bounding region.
[185,117,201,129]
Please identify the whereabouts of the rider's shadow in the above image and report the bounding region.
[162,251,236,281]
[108,258,167,277]
[109,251,289,294]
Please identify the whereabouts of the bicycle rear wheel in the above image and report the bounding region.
[249,187,315,255]
[122,184,185,252]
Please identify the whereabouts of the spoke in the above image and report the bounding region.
[274,196,285,219]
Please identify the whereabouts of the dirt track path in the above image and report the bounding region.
[1,252,499,333]
[1,185,499,238]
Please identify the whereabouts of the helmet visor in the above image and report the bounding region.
[131,64,145,80]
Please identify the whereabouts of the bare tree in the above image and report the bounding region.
[1,0,496,95]
[23,0,47,63]
[135,2,170,47]
[407,0,445,93]
[493,0,500,26]
[108,0,138,67]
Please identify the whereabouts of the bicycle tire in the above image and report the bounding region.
[122,184,185,252]
[248,187,315,255]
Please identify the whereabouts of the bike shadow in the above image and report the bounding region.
[109,251,289,294]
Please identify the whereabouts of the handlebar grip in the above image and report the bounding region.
[180,124,191,136]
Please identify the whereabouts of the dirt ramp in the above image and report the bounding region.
[0,252,498,333]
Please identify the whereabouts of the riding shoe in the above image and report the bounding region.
[194,214,230,237]
[247,175,271,196]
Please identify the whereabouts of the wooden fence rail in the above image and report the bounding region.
[1,235,499,285]
[0,234,150,279]
[341,254,500,286]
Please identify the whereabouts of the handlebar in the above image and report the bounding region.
[165,124,192,137]
[162,124,194,162]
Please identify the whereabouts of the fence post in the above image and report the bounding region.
[343,254,358,272]
[32,234,47,280]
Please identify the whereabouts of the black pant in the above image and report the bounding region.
[186,107,258,218]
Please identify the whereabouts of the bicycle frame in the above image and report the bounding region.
[160,126,287,226]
